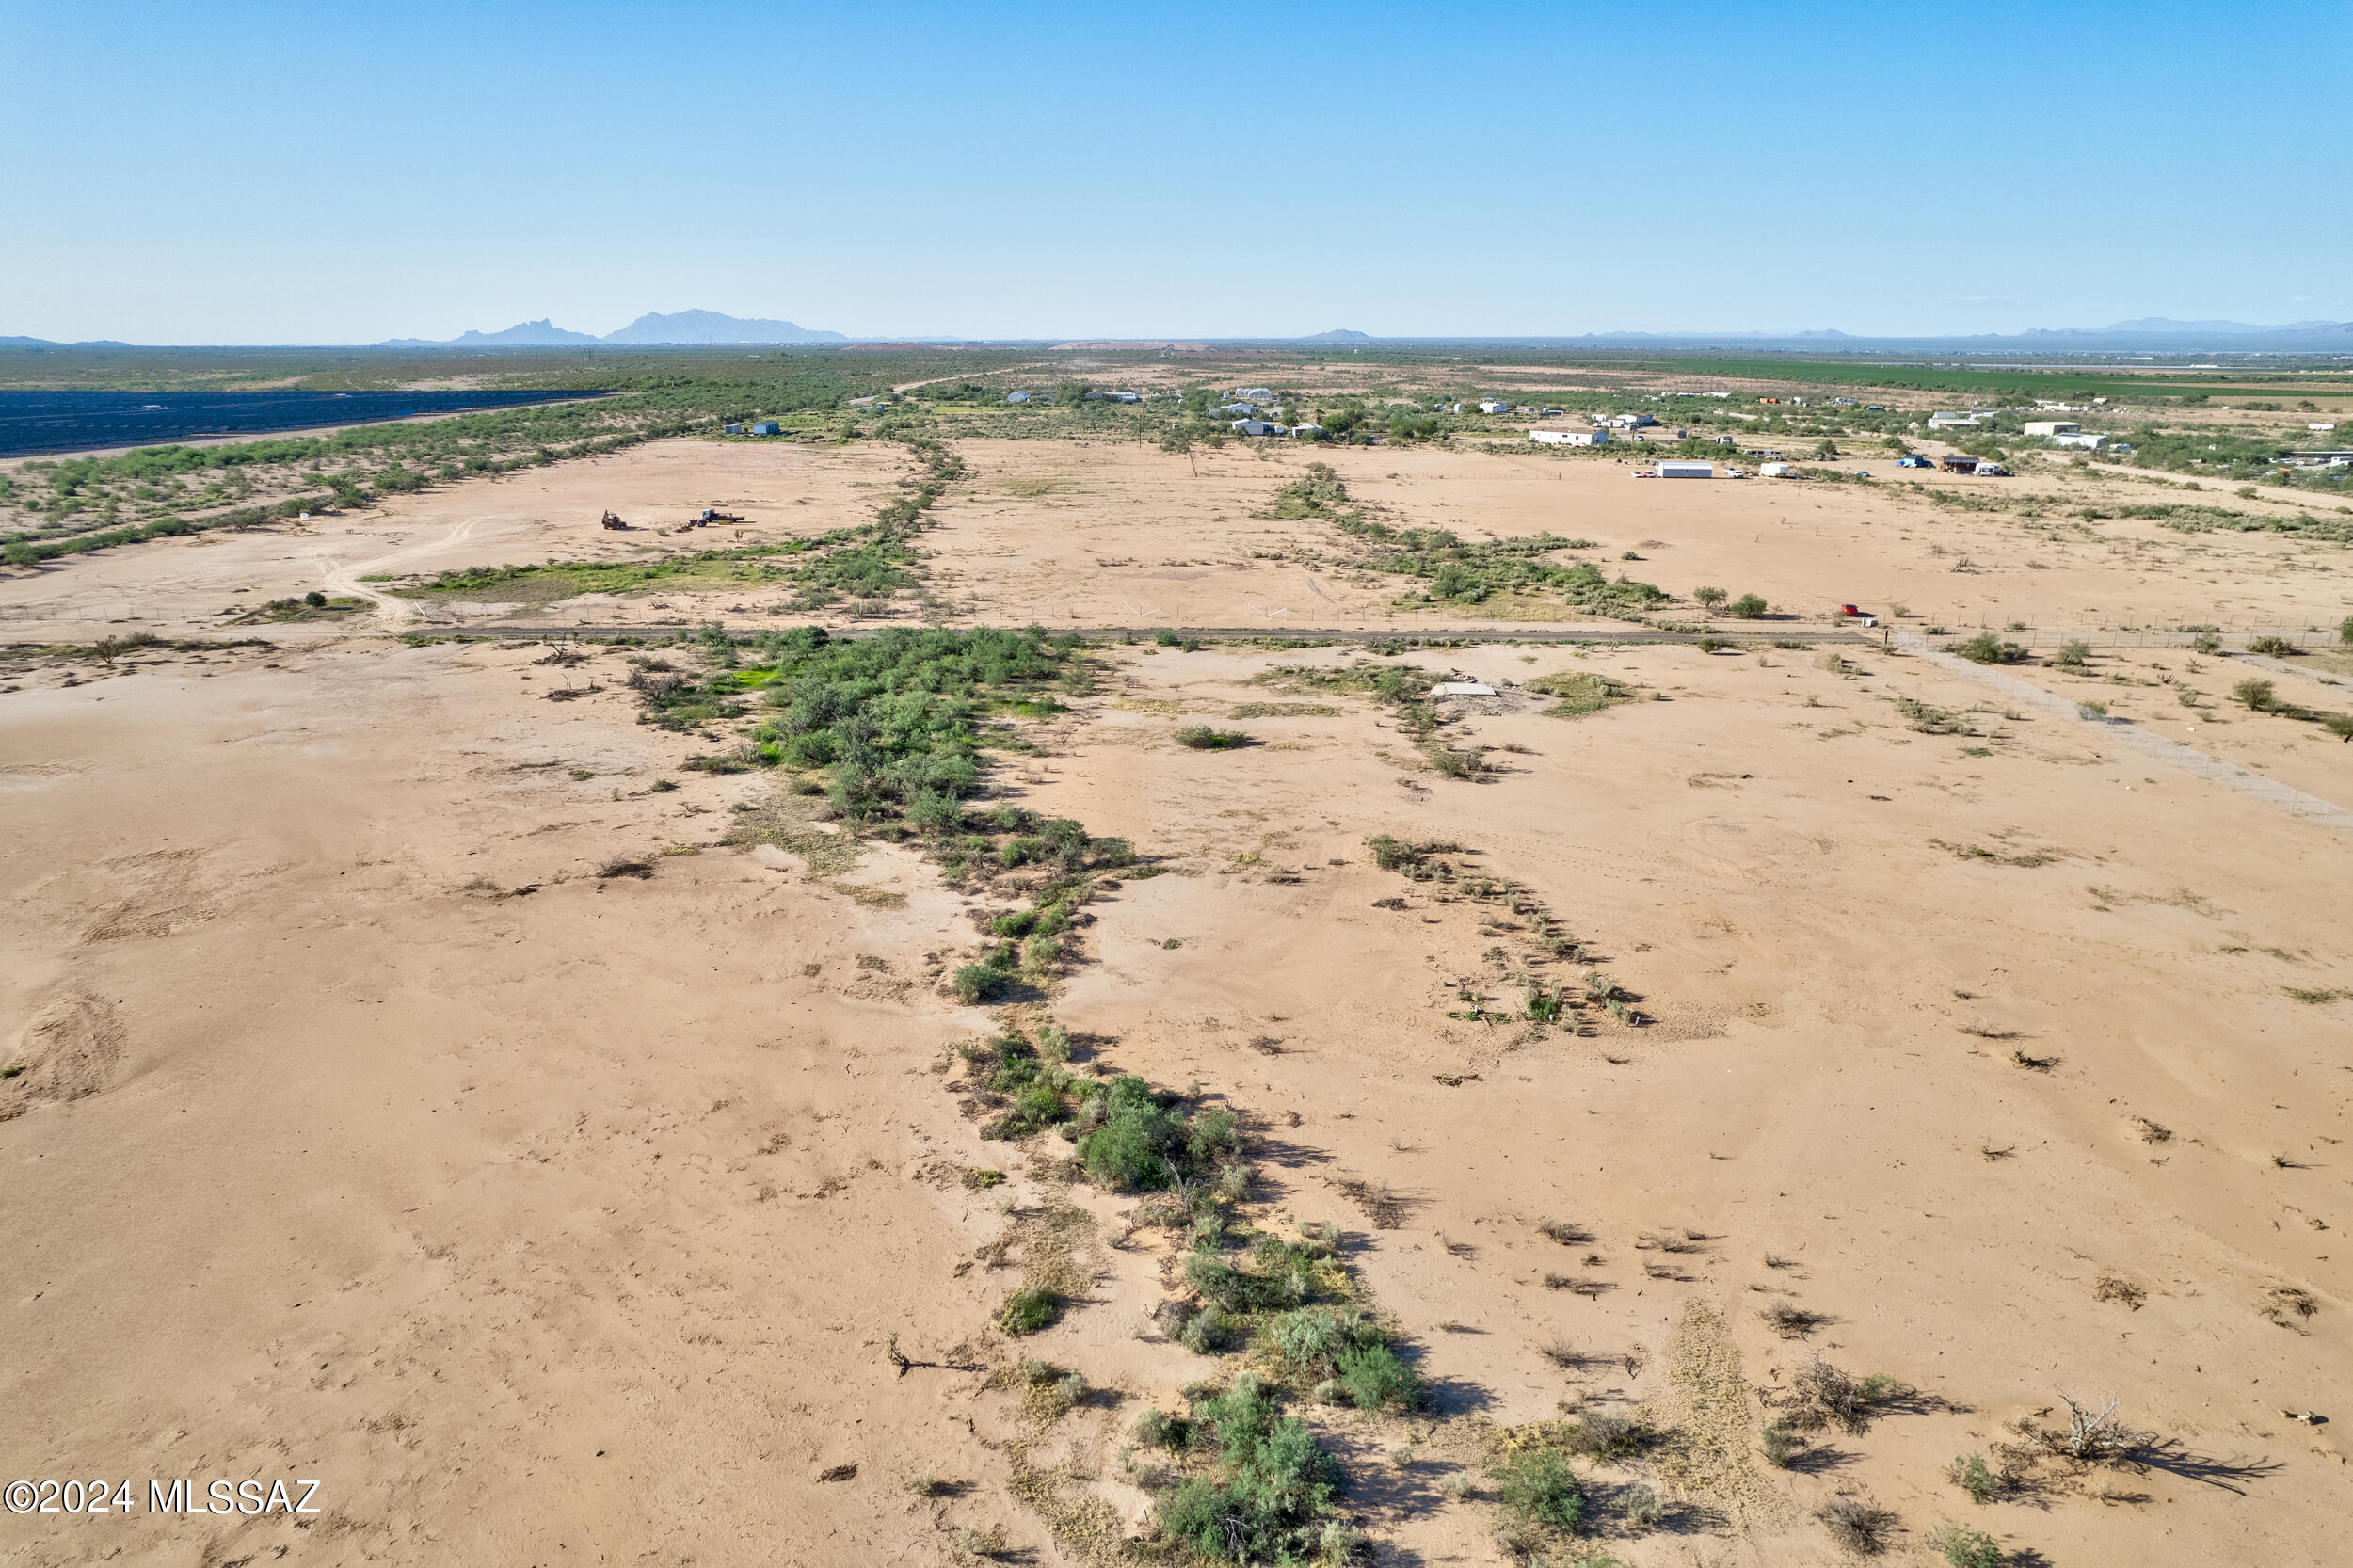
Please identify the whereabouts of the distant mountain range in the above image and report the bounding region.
[2023,316,2353,339]
[7,315,2353,351]
[379,309,848,347]
[379,318,600,346]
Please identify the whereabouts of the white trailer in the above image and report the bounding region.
[1657,460,1714,478]
[1530,428,1608,446]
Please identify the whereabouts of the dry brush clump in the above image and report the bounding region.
[1817,1495,1899,1556]
[1769,1359,1909,1436]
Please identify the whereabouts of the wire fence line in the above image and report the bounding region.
[1917,626,2347,650]
[1894,632,2353,838]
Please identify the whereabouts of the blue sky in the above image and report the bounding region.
[6,0,2348,344]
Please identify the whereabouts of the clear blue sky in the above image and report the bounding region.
[7,0,2347,344]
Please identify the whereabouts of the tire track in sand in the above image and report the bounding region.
[312,520,480,622]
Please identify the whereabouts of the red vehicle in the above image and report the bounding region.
[1838,603,1863,616]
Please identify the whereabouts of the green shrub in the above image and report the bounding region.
[1691,585,1727,610]
[2051,639,2090,670]
[2340,613,2353,648]
[1946,1452,2000,1503]
[1727,593,1769,618]
[2324,714,2353,742]
[2192,630,2223,655]
[1760,1420,1800,1467]
[1955,632,2028,664]
[997,1284,1061,1336]
[1266,1307,1378,1375]
[1134,1407,1184,1449]
[1154,1374,1344,1563]
[1180,1304,1231,1354]
[1929,1523,2004,1568]
[1076,1075,1185,1190]
[2233,677,2278,712]
[951,963,1007,1004]
[1489,1448,1586,1533]
[1174,725,1249,749]
[2246,634,2297,657]
[1337,1343,1425,1412]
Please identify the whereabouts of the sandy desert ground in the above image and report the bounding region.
[3,431,2349,1568]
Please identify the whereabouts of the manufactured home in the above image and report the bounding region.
[1529,428,1609,446]
[2023,420,2081,437]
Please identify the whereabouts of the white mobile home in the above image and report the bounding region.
[1530,428,1609,446]
[2023,420,2081,437]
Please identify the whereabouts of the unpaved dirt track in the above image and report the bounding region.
[311,519,480,619]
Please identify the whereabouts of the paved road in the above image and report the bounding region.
[425,621,1884,646]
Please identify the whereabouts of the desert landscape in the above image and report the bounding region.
[4,356,2350,1568]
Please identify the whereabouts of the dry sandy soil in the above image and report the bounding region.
[3,432,2349,1568]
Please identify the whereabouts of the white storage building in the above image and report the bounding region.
[1657,460,1714,478]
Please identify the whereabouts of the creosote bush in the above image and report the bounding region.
[1929,1523,2004,1568]
[1146,1373,1350,1565]
[1946,1453,2000,1503]
[1174,725,1250,750]
[1488,1448,1586,1534]
[1955,632,2028,665]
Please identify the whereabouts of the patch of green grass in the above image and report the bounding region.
[1528,671,1635,718]
[1896,696,1970,734]
[997,1283,1062,1336]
